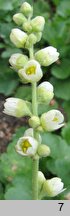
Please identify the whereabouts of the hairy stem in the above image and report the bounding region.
[29,47,39,200]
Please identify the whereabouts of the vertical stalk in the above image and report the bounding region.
[29,46,39,200]
[32,82,39,200]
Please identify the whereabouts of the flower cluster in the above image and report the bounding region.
[3,2,65,199]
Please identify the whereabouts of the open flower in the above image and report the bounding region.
[40,109,64,131]
[43,177,65,197]
[19,60,43,83]
[10,28,28,48]
[16,136,38,156]
[35,46,59,66]
[9,53,28,71]
[37,81,54,104]
[3,98,32,117]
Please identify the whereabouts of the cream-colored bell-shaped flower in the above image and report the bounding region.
[20,2,33,18]
[35,46,59,66]
[18,60,43,83]
[37,81,54,104]
[10,28,28,48]
[9,53,28,71]
[3,98,32,117]
[13,13,27,26]
[43,177,65,197]
[16,136,38,156]
[40,109,64,131]
[31,16,45,32]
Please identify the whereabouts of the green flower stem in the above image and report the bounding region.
[32,156,39,200]
[32,82,39,200]
[29,47,39,200]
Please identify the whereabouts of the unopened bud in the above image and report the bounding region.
[10,28,28,48]
[20,2,33,18]
[29,116,40,128]
[9,53,28,71]
[38,171,45,192]
[37,144,50,157]
[35,46,59,66]
[25,33,37,48]
[3,98,32,117]
[31,16,45,32]
[22,21,32,33]
[37,82,54,104]
[13,13,27,26]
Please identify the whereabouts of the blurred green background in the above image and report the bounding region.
[0,0,70,200]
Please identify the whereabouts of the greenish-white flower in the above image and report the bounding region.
[20,2,33,18]
[35,46,59,66]
[38,171,46,192]
[40,109,64,131]
[10,28,28,48]
[9,53,28,71]
[13,13,27,25]
[37,81,54,104]
[43,177,65,197]
[3,98,32,117]
[31,16,45,32]
[19,60,43,83]
[16,136,38,156]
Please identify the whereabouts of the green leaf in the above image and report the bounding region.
[61,122,70,145]
[57,0,70,18]
[15,86,32,101]
[51,59,70,79]
[5,174,32,200]
[42,133,70,159]
[50,77,70,100]
[47,158,70,186]
[62,101,70,121]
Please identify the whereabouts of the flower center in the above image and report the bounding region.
[26,66,36,75]
[21,139,31,153]
[53,117,58,122]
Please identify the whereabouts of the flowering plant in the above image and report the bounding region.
[3,2,65,200]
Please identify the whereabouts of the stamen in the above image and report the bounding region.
[21,139,31,153]
[26,66,36,75]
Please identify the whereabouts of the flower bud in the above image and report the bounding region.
[24,128,42,144]
[40,110,64,132]
[13,13,27,26]
[20,2,33,18]
[18,60,43,83]
[35,32,42,42]
[38,171,45,192]
[37,82,54,104]
[25,33,37,48]
[42,177,65,197]
[31,16,45,32]
[37,144,50,157]
[22,21,32,33]
[3,98,32,117]
[35,46,59,66]
[10,28,28,48]
[16,136,38,157]
[9,53,28,71]
[29,116,40,129]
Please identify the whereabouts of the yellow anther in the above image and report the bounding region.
[26,66,36,75]
[21,139,31,153]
